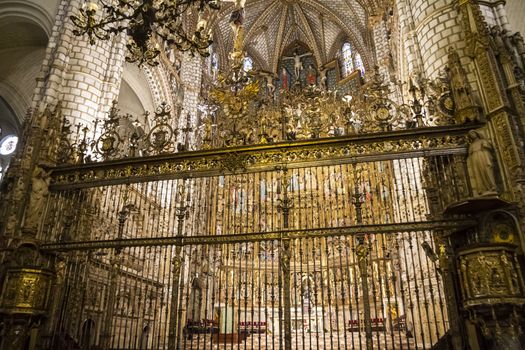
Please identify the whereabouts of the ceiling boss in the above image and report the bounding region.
[70,0,221,66]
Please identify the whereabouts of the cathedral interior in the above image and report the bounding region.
[1,0,525,349]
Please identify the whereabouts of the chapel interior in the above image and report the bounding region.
[1,0,525,349]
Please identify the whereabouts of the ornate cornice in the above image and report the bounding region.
[49,124,478,190]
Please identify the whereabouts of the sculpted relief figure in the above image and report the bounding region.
[23,166,51,232]
[467,130,498,197]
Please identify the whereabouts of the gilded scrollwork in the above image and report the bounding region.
[49,126,470,189]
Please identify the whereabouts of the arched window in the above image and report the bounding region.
[341,42,354,77]
[243,56,254,72]
[354,52,365,76]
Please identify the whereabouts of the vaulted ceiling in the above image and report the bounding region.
[211,0,382,73]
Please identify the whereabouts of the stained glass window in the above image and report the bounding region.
[243,56,254,72]
[341,43,365,78]
[341,42,354,77]
[355,52,365,76]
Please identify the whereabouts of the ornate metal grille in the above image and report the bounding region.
[38,133,474,349]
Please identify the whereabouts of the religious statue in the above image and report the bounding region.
[264,74,276,96]
[282,50,313,78]
[319,67,328,90]
[229,0,246,62]
[306,64,317,86]
[280,67,290,91]
[490,26,507,55]
[512,32,525,66]
[467,130,498,197]
[22,166,51,232]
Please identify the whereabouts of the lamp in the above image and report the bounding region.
[71,0,221,66]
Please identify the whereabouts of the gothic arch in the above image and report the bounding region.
[119,63,156,124]
[244,47,267,72]
[0,3,50,123]
[0,1,56,37]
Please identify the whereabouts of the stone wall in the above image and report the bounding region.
[396,0,471,81]
[31,0,126,129]
[506,0,525,35]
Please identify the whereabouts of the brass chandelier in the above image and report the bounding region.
[71,0,221,66]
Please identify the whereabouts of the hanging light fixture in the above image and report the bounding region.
[71,0,221,66]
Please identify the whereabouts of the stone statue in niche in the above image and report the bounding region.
[511,32,525,66]
[23,166,51,232]
[467,130,498,197]
[282,50,313,78]
[490,25,508,55]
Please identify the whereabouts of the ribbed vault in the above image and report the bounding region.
[211,0,380,73]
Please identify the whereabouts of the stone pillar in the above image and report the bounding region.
[32,0,126,128]
[1,0,128,238]
[456,0,525,201]
[495,2,512,33]
[1,2,128,349]
[438,3,525,349]
[370,15,391,77]
[398,0,471,82]
[395,0,422,78]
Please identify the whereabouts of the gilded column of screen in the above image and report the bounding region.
[270,240,277,350]
[276,167,292,350]
[336,236,349,350]
[99,186,135,349]
[168,180,187,350]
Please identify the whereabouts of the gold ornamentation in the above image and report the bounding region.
[219,152,249,173]
[49,125,472,189]
[458,245,525,308]
[0,268,54,315]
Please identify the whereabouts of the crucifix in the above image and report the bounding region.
[282,50,313,78]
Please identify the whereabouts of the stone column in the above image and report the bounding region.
[1,0,128,237]
[495,2,512,33]
[31,0,126,129]
[438,2,525,349]
[394,0,471,84]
